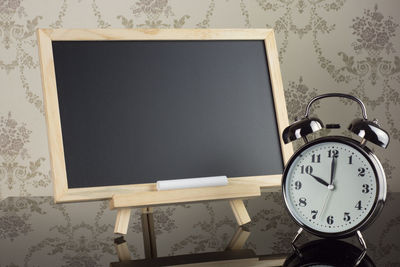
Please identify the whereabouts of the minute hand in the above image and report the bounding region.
[308,173,329,187]
[330,156,337,185]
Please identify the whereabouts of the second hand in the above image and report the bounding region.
[320,156,337,220]
[319,186,334,220]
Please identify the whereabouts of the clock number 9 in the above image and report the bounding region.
[294,181,302,190]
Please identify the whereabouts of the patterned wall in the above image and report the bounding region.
[1,1,400,266]
[0,0,399,198]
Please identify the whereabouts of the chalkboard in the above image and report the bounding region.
[38,29,293,203]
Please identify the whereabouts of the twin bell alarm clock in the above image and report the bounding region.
[281,93,390,250]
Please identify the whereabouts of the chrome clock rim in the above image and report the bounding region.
[282,136,387,239]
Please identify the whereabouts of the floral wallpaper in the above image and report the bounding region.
[0,0,400,266]
[1,0,399,199]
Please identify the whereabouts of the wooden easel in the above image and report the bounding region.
[110,183,260,235]
[38,29,294,234]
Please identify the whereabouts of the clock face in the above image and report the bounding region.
[283,139,380,235]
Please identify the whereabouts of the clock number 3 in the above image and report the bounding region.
[362,184,370,193]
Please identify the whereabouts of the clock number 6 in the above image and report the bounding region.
[327,216,334,225]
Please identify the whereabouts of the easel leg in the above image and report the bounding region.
[226,226,250,250]
[114,236,132,261]
[114,208,132,235]
[141,207,157,259]
[229,199,251,225]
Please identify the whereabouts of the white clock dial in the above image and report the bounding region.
[284,141,378,234]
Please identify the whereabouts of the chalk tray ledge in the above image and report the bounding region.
[109,183,261,210]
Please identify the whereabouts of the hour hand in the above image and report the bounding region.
[308,173,329,187]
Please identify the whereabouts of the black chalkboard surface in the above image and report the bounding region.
[52,40,283,188]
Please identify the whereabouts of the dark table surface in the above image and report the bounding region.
[1,191,399,266]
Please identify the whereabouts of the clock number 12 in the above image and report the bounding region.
[328,149,339,158]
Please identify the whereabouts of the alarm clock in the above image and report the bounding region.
[281,93,389,250]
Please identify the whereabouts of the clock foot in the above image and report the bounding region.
[291,227,304,256]
[356,230,367,250]
[354,230,367,266]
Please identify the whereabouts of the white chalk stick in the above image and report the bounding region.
[156,176,228,191]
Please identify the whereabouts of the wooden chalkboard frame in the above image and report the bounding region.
[37,28,293,204]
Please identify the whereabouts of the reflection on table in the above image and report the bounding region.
[0,192,399,266]
[110,210,376,267]
[112,225,287,266]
